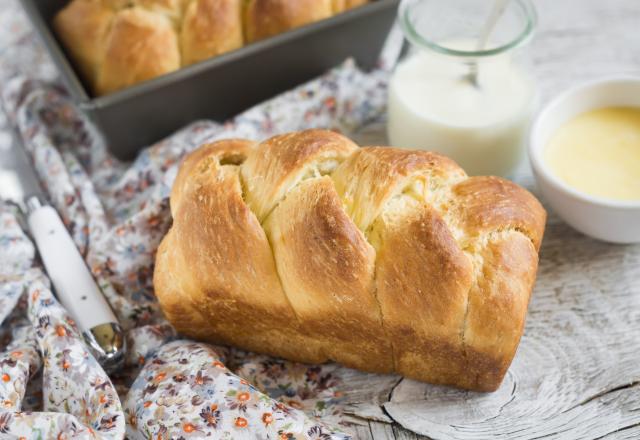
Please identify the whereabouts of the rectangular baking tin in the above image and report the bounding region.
[21,0,400,160]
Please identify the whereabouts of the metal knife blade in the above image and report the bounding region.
[0,127,45,212]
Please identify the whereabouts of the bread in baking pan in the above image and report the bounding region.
[333,0,369,13]
[244,0,333,43]
[53,0,369,95]
[154,129,546,391]
[180,0,244,66]
[97,7,181,95]
[52,0,115,87]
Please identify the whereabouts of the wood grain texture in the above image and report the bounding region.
[343,0,640,438]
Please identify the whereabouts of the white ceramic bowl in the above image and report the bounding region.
[529,77,640,244]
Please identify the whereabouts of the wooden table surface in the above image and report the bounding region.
[345,0,640,438]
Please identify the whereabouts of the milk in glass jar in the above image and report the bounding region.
[388,0,538,176]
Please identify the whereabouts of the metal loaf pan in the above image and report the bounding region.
[21,0,399,160]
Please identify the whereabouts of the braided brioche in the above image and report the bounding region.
[53,0,368,96]
[154,130,546,391]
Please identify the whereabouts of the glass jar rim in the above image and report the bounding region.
[399,0,538,58]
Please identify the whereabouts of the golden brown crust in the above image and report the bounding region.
[331,147,466,232]
[158,139,322,362]
[373,200,473,386]
[154,129,547,391]
[463,231,540,390]
[265,177,392,372]
[96,7,180,95]
[53,0,115,85]
[153,227,213,341]
[241,129,358,222]
[170,138,256,215]
[127,0,187,23]
[453,176,546,250]
[244,0,333,43]
[181,0,243,66]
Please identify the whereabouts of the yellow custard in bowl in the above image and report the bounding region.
[544,107,640,201]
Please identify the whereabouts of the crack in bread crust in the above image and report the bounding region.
[155,129,547,391]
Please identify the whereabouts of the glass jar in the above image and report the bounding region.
[387,0,538,177]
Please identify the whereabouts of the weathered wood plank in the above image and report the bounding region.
[352,424,376,440]
[368,422,398,440]
[339,369,401,424]
[392,425,427,440]
[352,421,431,440]
[599,425,640,440]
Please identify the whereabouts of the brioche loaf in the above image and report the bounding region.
[53,0,369,95]
[154,130,546,391]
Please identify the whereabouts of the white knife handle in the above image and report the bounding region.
[27,204,118,330]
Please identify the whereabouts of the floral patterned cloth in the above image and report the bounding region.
[125,342,349,440]
[0,207,123,438]
[0,0,396,438]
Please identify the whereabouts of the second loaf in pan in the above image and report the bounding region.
[53,0,369,96]
[154,129,546,391]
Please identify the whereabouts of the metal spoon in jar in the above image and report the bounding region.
[464,0,511,88]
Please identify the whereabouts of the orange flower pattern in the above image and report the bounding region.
[0,270,124,438]
[124,342,347,439]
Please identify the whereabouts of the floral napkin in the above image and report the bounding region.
[0,0,395,438]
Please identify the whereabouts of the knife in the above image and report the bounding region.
[0,127,125,373]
